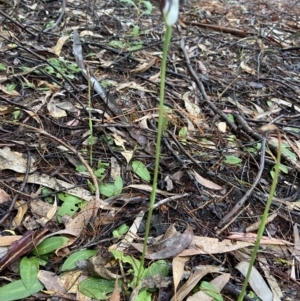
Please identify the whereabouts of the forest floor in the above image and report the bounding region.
[1,0,300,300]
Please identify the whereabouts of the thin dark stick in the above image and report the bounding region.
[217,136,266,228]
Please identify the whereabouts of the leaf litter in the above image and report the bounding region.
[0,0,300,300]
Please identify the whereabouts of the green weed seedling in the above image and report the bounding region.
[132,160,151,182]
[113,224,130,238]
[0,63,6,70]
[179,126,188,145]
[111,250,169,298]
[224,155,242,165]
[199,281,224,301]
[43,57,81,79]
[57,192,87,223]
[238,125,281,300]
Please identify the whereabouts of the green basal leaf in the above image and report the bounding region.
[57,193,86,223]
[114,175,123,193]
[61,249,97,271]
[65,73,75,79]
[128,43,143,52]
[120,0,137,8]
[100,183,116,197]
[32,236,69,255]
[7,83,17,92]
[12,110,20,120]
[98,160,109,169]
[142,0,153,13]
[0,63,6,71]
[281,146,297,162]
[200,281,224,301]
[20,257,39,290]
[79,277,116,299]
[44,66,55,74]
[227,135,236,142]
[143,260,169,279]
[270,163,288,179]
[42,187,53,203]
[227,114,235,123]
[131,25,140,37]
[100,176,123,197]
[109,40,125,49]
[87,179,96,194]
[76,164,87,172]
[179,126,188,145]
[111,250,143,287]
[135,289,151,301]
[23,82,35,88]
[0,279,43,301]
[132,160,151,182]
[224,155,242,165]
[112,224,129,238]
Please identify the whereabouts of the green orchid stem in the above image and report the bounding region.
[238,130,281,301]
[138,25,173,282]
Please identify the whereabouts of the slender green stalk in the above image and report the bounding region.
[137,25,173,282]
[238,131,281,300]
[87,69,93,166]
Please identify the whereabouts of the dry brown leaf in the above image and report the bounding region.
[121,150,133,164]
[173,256,190,299]
[116,81,154,92]
[60,270,82,294]
[170,266,221,301]
[179,236,253,256]
[187,273,230,301]
[131,57,157,73]
[258,255,282,301]
[77,253,119,279]
[192,170,223,190]
[217,122,227,133]
[37,198,58,227]
[246,212,277,232]
[228,232,293,245]
[0,236,23,247]
[0,147,37,173]
[11,200,28,229]
[16,173,96,202]
[236,261,273,301]
[0,188,10,204]
[126,184,177,196]
[147,225,193,260]
[110,277,120,301]
[227,97,255,116]
[240,61,256,75]
[111,210,144,252]
[51,35,69,56]
[30,199,56,223]
[183,92,201,117]
[0,84,20,96]
[38,270,67,293]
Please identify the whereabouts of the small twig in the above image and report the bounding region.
[162,136,202,195]
[0,149,31,225]
[0,33,78,92]
[43,0,66,32]
[180,20,252,37]
[166,130,203,170]
[180,39,237,132]
[153,193,190,209]
[216,204,250,234]
[235,114,300,171]
[217,136,266,228]
[0,120,108,211]
[0,9,37,37]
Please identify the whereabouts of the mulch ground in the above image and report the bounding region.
[1,0,300,300]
